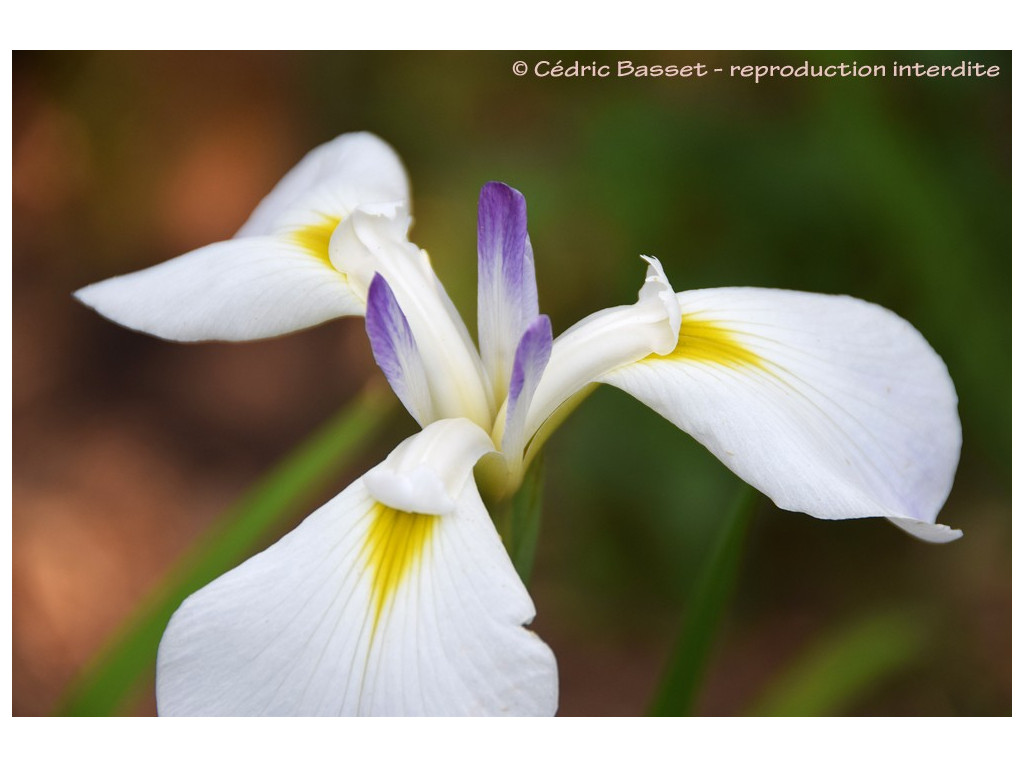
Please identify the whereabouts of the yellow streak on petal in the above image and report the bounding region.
[289,215,342,266]
[660,314,766,369]
[362,502,438,633]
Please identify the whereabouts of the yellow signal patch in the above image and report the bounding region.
[289,215,342,266]
[362,503,438,632]
[661,315,766,370]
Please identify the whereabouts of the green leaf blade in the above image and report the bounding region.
[746,610,927,717]
[648,483,757,717]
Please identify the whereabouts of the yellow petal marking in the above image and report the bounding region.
[660,314,766,370]
[362,502,438,633]
[289,215,342,266]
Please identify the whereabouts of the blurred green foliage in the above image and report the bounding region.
[16,51,1009,715]
[747,610,929,716]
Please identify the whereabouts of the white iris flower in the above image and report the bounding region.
[75,132,962,716]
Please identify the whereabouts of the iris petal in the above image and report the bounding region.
[332,209,493,427]
[74,236,362,342]
[236,132,410,237]
[75,132,412,342]
[502,315,554,460]
[601,287,962,540]
[477,182,540,401]
[365,273,435,426]
[156,420,556,716]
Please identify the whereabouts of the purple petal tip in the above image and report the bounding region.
[509,314,553,406]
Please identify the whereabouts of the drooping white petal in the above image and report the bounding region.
[331,209,494,427]
[523,256,681,442]
[74,236,362,341]
[157,419,556,716]
[600,287,962,541]
[236,132,410,237]
[76,132,413,342]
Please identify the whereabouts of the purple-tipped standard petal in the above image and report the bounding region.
[503,315,553,457]
[478,182,540,398]
[365,273,434,425]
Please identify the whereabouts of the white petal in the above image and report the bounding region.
[236,132,410,237]
[600,287,962,539]
[74,236,362,341]
[157,422,556,716]
[889,517,963,543]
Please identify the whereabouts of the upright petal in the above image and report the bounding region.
[600,287,962,541]
[365,274,435,426]
[477,183,540,401]
[157,419,557,716]
[332,209,494,427]
[236,132,410,237]
[501,315,553,461]
[74,236,362,341]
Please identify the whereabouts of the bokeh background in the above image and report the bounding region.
[12,51,1010,716]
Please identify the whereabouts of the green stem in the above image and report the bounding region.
[487,454,545,586]
[55,384,398,716]
[506,454,545,586]
[648,483,758,716]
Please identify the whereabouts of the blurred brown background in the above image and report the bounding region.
[12,51,1010,716]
